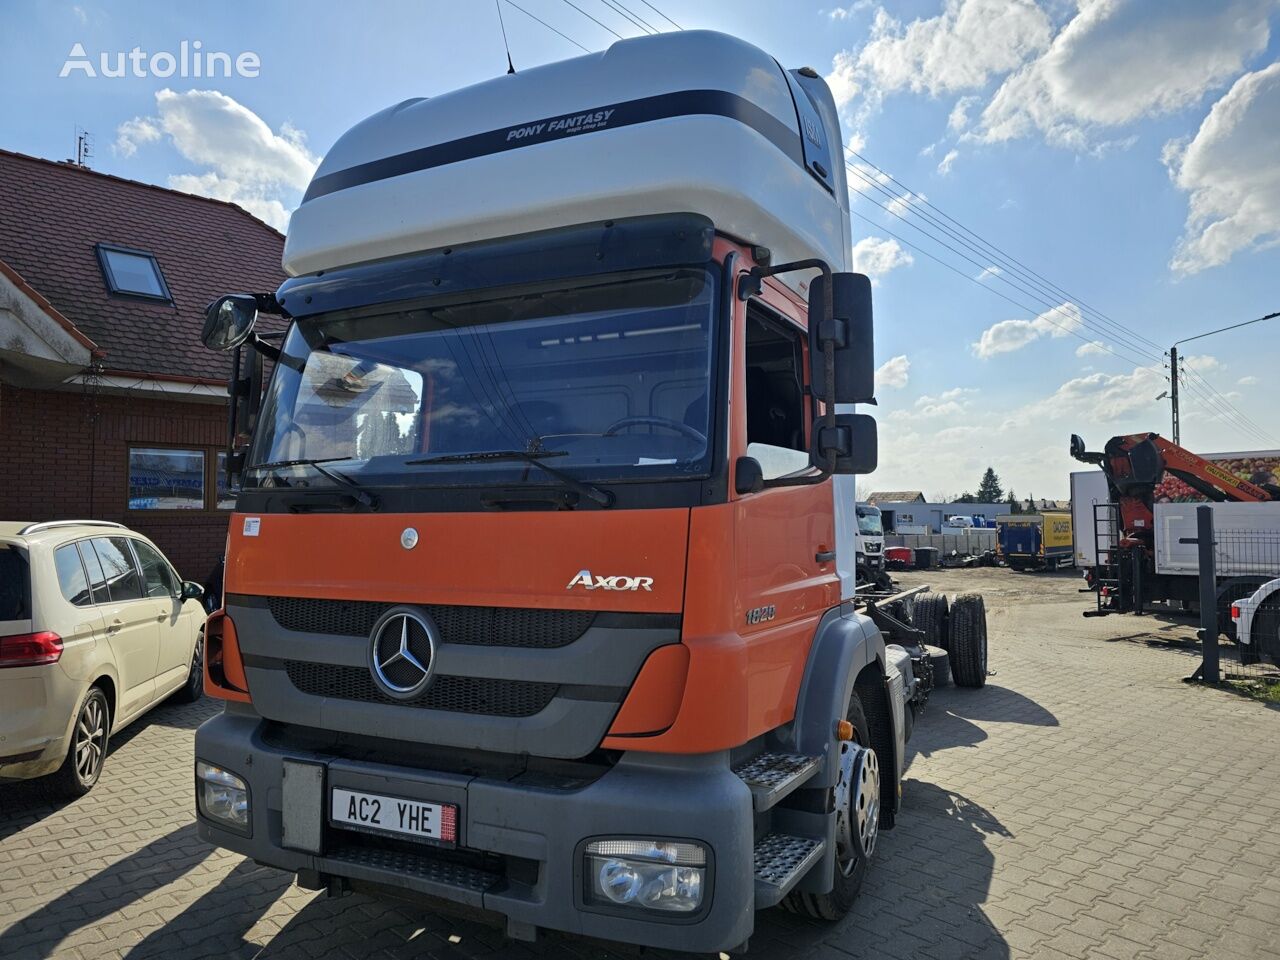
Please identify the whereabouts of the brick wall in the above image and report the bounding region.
[0,383,231,580]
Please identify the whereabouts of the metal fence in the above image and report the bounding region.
[1189,507,1280,684]
[886,531,998,555]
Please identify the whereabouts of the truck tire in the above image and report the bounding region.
[948,593,988,688]
[912,592,950,651]
[925,644,951,688]
[782,688,879,920]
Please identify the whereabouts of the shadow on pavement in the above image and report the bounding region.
[0,823,214,959]
[906,683,1057,768]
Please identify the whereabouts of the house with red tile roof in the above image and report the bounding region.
[0,149,286,577]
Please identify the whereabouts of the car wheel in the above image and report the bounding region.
[52,686,110,797]
[172,631,205,704]
[782,689,880,920]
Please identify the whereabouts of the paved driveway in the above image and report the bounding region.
[2,568,1279,959]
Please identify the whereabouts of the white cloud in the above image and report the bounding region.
[936,148,959,175]
[974,0,1274,149]
[856,0,1052,97]
[827,2,872,19]
[1013,363,1168,424]
[851,236,914,281]
[113,88,318,230]
[1165,62,1280,274]
[826,50,862,111]
[972,302,1084,359]
[113,116,160,157]
[948,95,981,132]
[876,354,911,389]
[1240,375,1260,386]
[1075,340,1109,357]
[974,265,1002,282]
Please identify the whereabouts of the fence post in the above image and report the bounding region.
[1196,505,1219,684]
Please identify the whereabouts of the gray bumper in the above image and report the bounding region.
[195,711,755,952]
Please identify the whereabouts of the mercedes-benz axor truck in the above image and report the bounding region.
[194,30,928,953]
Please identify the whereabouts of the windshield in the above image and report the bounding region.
[856,506,882,537]
[247,269,717,488]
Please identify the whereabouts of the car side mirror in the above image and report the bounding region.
[808,272,874,404]
[816,413,878,474]
[202,295,260,351]
[181,580,205,601]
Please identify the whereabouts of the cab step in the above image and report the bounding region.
[732,753,821,810]
[753,832,825,907]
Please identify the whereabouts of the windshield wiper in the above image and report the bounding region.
[254,457,380,509]
[406,450,614,508]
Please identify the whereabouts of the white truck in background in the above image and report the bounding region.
[855,501,884,582]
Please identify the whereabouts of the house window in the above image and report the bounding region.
[96,244,172,302]
[216,451,237,509]
[128,448,205,510]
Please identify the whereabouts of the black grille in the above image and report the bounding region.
[268,596,595,648]
[284,661,558,717]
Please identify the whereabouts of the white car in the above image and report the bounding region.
[0,520,206,795]
[1231,578,1280,665]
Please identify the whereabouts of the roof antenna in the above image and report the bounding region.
[495,0,516,74]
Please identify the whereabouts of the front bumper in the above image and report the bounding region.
[195,711,755,952]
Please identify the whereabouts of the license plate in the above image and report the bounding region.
[330,787,458,845]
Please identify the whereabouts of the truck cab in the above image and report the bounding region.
[854,502,884,580]
[194,31,910,953]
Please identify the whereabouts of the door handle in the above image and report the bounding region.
[815,549,836,563]
[156,614,166,622]
[107,619,123,633]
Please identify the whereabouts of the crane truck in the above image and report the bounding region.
[1070,432,1280,620]
[193,31,987,953]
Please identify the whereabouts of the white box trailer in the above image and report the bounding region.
[1070,470,1113,567]
[1155,501,1280,576]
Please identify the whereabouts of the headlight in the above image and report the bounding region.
[584,840,706,914]
[196,760,250,833]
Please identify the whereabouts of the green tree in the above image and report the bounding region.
[953,491,977,504]
[976,467,1004,503]
[1005,489,1019,515]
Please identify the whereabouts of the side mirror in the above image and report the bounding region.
[181,580,205,601]
[816,413,878,475]
[735,456,764,495]
[808,272,874,404]
[202,295,259,351]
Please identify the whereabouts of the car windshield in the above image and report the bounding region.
[856,507,882,536]
[247,268,717,488]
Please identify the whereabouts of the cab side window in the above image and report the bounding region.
[132,541,178,598]
[54,544,92,607]
[92,538,144,602]
[744,305,809,480]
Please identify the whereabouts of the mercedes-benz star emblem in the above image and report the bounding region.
[368,608,439,700]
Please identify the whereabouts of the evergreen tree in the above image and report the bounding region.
[976,467,1004,503]
[1005,489,1018,515]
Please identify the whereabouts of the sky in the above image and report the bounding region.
[3,0,1279,499]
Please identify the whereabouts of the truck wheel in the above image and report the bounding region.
[925,645,951,688]
[948,594,988,688]
[912,592,950,651]
[782,689,879,920]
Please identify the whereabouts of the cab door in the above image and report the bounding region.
[82,537,162,720]
[733,297,840,654]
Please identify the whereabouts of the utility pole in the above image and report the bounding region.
[1168,346,1180,445]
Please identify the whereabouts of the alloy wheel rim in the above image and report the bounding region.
[75,697,105,782]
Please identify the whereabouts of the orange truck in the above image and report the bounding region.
[193,30,986,953]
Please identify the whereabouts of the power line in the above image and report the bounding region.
[844,162,1163,367]
[846,148,1168,355]
[556,0,626,39]
[1179,364,1277,446]
[500,0,592,52]
[636,0,681,29]
[598,0,658,34]
[844,155,1166,360]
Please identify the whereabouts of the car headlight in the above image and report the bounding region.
[584,840,706,914]
[196,760,250,833]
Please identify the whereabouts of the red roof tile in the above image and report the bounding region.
[0,149,286,382]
